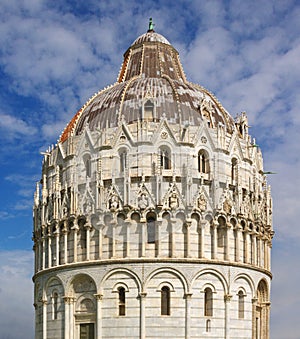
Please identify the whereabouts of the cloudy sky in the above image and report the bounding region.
[0,0,299,338]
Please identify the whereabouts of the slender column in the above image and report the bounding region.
[98,224,103,259]
[252,297,258,339]
[225,223,231,261]
[69,298,75,339]
[200,221,206,258]
[112,220,116,258]
[72,222,79,263]
[257,237,261,267]
[141,220,146,257]
[156,220,161,257]
[185,293,192,339]
[252,233,257,265]
[63,297,71,339]
[95,294,103,339]
[42,299,47,339]
[42,237,46,270]
[244,230,249,264]
[211,222,217,260]
[263,239,268,269]
[224,294,232,339]
[63,223,68,264]
[125,220,131,258]
[139,292,147,339]
[86,225,91,261]
[55,232,60,266]
[47,234,52,268]
[235,224,241,262]
[185,220,192,258]
[170,218,176,257]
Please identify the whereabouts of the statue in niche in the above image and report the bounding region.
[138,193,149,210]
[109,193,119,211]
[197,194,207,212]
[169,191,179,211]
[223,197,232,214]
[83,198,93,215]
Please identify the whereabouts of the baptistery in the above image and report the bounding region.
[33,20,274,339]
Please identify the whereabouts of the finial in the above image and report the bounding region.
[148,17,155,32]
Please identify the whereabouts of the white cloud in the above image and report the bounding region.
[0,113,37,139]
[0,250,34,339]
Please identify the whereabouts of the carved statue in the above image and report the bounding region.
[223,198,232,214]
[197,194,207,212]
[138,193,148,210]
[109,193,119,211]
[169,191,179,210]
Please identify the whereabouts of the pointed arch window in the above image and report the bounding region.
[119,149,127,173]
[160,147,171,170]
[118,287,126,316]
[204,287,213,317]
[161,286,170,315]
[238,290,245,319]
[83,154,91,178]
[231,158,238,184]
[198,150,209,173]
[147,214,156,244]
[144,99,154,121]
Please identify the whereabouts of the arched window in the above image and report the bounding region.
[160,147,171,170]
[198,150,209,173]
[119,150,127,173]
[161,286,170,315]
[118,287,126,316]
[238,290,245,319]
[52,292,58,320]
[144,100,154,121]
[231,158,238,184]
[83,154,91,177]
[147,215,156,244]
[204,287,213,317]
[206,319,211,332]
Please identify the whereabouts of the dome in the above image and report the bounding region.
[60,27,235,143]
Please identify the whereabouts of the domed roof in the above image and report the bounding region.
[60,23,235,143]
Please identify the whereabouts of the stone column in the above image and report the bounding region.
[200,220,206,258]
[224,294,232,339]
[63,297,71,339]
[95,294,103,339]
[42,237,46,270]
[125,220,131,258]
[55,230,60,266]
[141,220,146,257]
[235,224,242,262]
[63,223,68,264]
[47,234,52,268]
[69,298,75,339]
[185,220,192,258]
[252,233,257,266]
[211,221,217,260]
[252,297,258,339]
[244,230,249,264]
[98,224,103,259]
[156,219,162,258]
[42,299,47,339]
[139,292,147,339]
[85,224,91,261]
[111,219,116,258]
[72,222,79,263]
[225,223,231,261]
[185,293,192,339]
[170,218,177,257]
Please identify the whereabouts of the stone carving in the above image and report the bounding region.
[138,193,149,210]
[169,191,179,211]
[223,198,232,214]
[197,194,207,212]
[109,193,119,211]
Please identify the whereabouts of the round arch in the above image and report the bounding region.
[100,267,142,294]
[191,268,228,294]
[144,267,189,294]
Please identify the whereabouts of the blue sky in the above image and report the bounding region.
[0,0,299,338]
